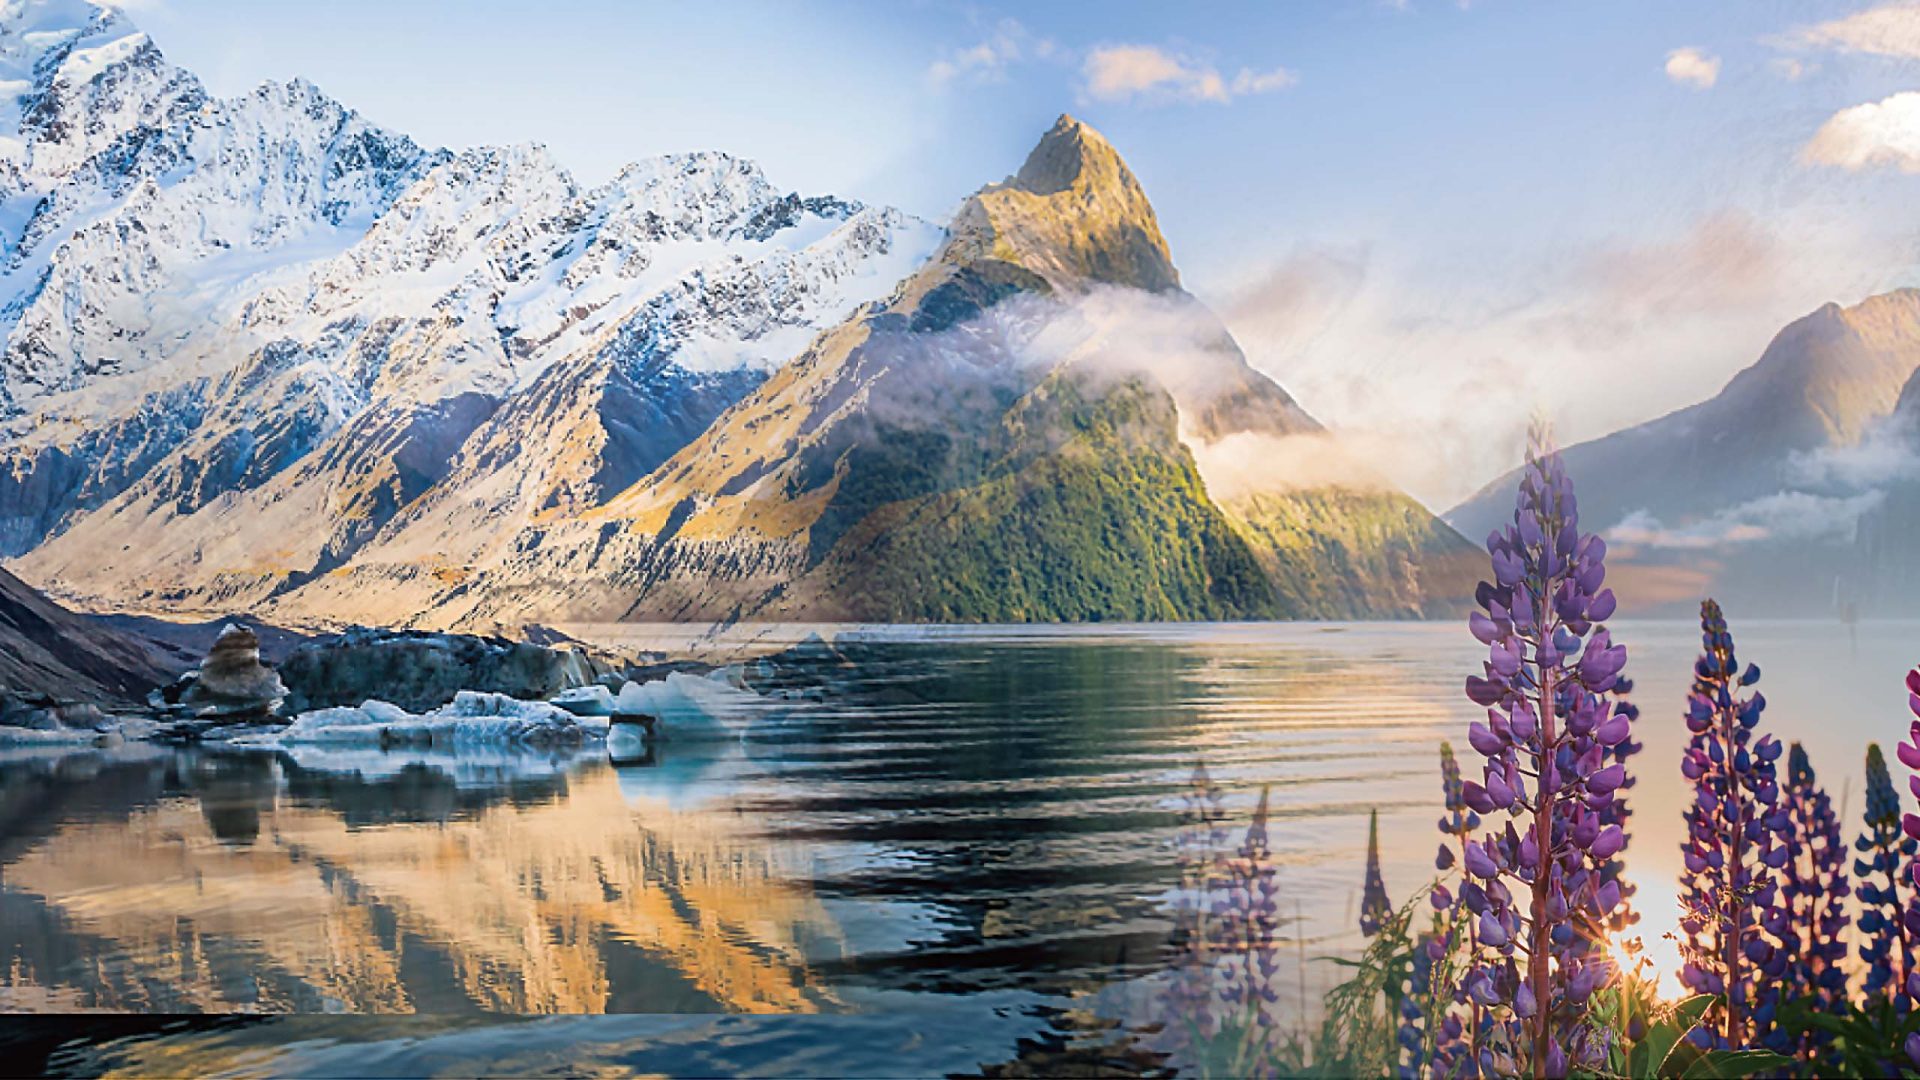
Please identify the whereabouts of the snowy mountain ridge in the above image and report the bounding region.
[0,0,941,594]
[0,2,1476,627]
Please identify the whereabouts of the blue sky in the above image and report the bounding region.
[121,0,1920,505]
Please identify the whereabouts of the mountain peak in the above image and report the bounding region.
[1009,114,1120,196]
[955,114,1178,293]
[1722,288,1920,444]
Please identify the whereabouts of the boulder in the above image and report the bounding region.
[180,624,287,720]
[0,693,121,743]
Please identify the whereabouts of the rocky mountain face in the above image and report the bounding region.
[0,3,1472,626]
[1449,289,1920,615]
[0,1,938,612]
[282,116,1476,627]
[0,565,167,701]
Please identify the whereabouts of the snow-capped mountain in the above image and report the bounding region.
[276,116,1476,628]
[0,0,939,606]
[1,2,1471,628]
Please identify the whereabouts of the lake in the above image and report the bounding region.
[0,619,1909,1076]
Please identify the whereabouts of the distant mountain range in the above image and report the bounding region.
[1449,289,1920,617]
[0,1,1476,628]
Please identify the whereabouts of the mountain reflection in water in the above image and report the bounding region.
[2,622,1910,1077]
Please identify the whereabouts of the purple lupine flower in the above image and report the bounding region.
[1160,767,1287,1078]
[1216,786,1285,1072]
[1674,600,1790,1050]
[1778,742,1849,1064]
[1591,675,1642,943]
[1423,742,1483,1076]
[1361,808,1393,938]
[1855,742,1916,1005]
[1163,762,1230,1054]
[1904,669,1920,1070]
[1397,929,1439,1080]
[1433,436,1634,1076]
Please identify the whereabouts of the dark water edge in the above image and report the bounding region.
[1,1011,1172,1078]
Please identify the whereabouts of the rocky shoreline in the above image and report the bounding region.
[0,621,719,751]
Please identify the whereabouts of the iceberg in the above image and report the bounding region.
[269,691,606,748]
[613,670,776,741]
[550,684,616,717]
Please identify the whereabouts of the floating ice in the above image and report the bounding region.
[613,671,772,741]
[272,691,605,747]
[550,685,616,717]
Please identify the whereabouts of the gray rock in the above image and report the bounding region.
[180,624,287,720]
[277,627,629,714]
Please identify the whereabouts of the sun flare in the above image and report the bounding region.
[1609,868,1687,1002]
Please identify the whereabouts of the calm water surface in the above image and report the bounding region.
[0,620,1910,1076]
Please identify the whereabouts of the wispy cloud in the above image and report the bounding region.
[1802,91,1920,172]
[1081,44,1296,105]
[1576,212,1780,318]
[1770,57,1815,81]
[926,19,1053,87]
[1606,491,1885,550]
[1779,1,1920,59]
[1210,207,1907,509]
[1664,47,1720,88]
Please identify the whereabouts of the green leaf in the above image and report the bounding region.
[1639,995,1714,1079]
[1676,1049,1793,1079]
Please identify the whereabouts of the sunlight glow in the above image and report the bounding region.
[1609,868,1686,1001]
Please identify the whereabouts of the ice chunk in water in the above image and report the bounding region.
[550,685,616,717]
[273,692,605,746]
[613,671,769,740]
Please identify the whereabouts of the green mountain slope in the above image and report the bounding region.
[777,373,1277,622]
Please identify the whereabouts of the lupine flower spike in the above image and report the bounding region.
[1438,435,1633,1078]
[1856,743,1916,1005]
[1674,600,1789,1050]
[1160,770,1286,1078]
[1778,742,1849,1062]
[1410,743,1479,1078]
[1361,808,1392,938]
[1164,763,1229,1053]
[1898,667,1920,1067]
[1217,786,1284,1073]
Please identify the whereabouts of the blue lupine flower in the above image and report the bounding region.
[1856,742,1917,1004]
[1777,742,1848,1064]
[1675,600,1791,1051]
[1361,808,1392,938]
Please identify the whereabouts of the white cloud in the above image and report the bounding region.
[1230,67,1300,96]
[1664,47,1720,89]
[1802,91,1920,172]
[1606,492,1885,550]
[926,19,1052,87]
[1187,431,1388,499]
[1576,212,1781,318]
[1782,2,1920,59]
[1081,45,1295,105]
[1785,423,1920,489]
